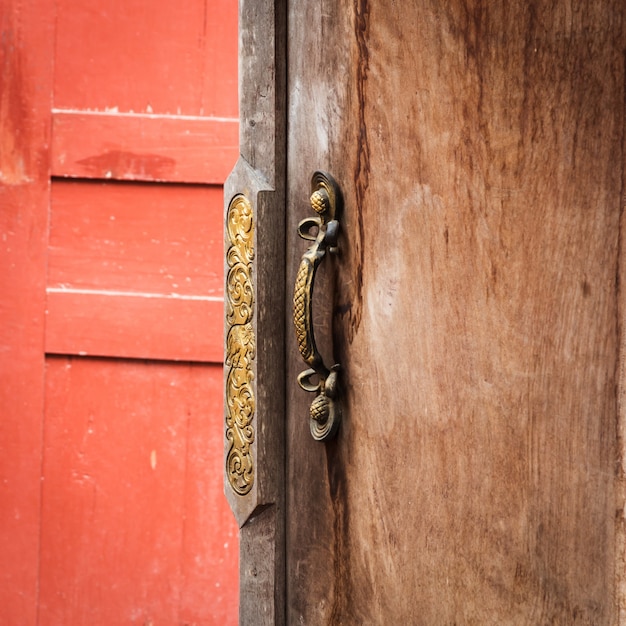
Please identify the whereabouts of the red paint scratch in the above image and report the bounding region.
[76,150,176,181]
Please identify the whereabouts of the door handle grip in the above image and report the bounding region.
[293,171,343,441]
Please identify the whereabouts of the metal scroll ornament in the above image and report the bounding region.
[293,171,343,441]
[225,194,255,495]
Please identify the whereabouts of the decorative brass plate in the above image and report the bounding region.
[225,194,255,495]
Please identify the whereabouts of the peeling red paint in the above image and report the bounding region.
[0,19,34,184]
[76,150,177,181]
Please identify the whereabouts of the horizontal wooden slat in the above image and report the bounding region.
[53,0,238,118]
[52,110,238,183]
[48,179,224,297]
[45,290,223,362]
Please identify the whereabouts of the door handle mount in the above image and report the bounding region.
[293,171,343,441]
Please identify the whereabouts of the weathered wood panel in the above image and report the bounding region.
[48,180,224,296]
[39,357,238,625]
[53,0,237,117]
[40,0,240,620]
[46,180,224,361]
[224,0,287,624]
[52,111,238,184]
[0,0,239,623]
[45,291,222,362]
[0,0,54,621]
[286,2,624,623]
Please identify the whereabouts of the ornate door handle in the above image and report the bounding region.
[293,171,343,441]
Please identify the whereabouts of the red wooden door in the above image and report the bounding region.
[1,1,238,623]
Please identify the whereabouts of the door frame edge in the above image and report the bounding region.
[224,0,288,624]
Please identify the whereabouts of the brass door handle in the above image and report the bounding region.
[293,171,343,441]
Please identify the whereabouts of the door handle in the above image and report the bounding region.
[293,171,343,441]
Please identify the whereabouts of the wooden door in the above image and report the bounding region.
[1,1,239,623]
[227,1,626,624]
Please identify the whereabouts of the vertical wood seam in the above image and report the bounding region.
[226,0,287,622]
[616,44,626,624]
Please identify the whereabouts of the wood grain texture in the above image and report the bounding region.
[0,1,54,621]
[617,80,626,624]
[225,0,287,623]
[286,1,624,623]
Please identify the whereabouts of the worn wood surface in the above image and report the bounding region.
[46,180,223,361]
[41,0,240,622]
[51,111,238,184]
[39,358,237,625]
[0,0,54,620]
[618,128,626,619]
[225,0,287,624]
[53,0,237,117]
[285,2,624,623]
[51,0,238,184]
[2,0,239,623]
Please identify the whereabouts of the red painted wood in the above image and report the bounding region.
[0,0,54,622]
[48,180,224,297]
[39,357,238,626]
[46,179,225,361]
[53,0,238,117]
[51,111,238,184]
[45,292,223,362]
[1,0,239,622]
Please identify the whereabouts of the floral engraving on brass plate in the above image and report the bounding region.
[225,194,255,495]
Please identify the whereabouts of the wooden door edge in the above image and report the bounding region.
[224,1,287,624]
[0,0,55,621]
[616,96,626,622]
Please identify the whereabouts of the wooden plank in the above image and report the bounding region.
[47,179,224,361]
[285,1,623,623]
[39,357,238,625]
[618,73,626,623]
[40,1,240,622]
[0,0,54,622]
[48,180,224,297]
[51,111,238,184]
[45,290,223,362]
[179,362,239,624]
[224,0,287,624]
[53,0,238,118]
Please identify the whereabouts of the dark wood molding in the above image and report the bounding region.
[224,0,287,623]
